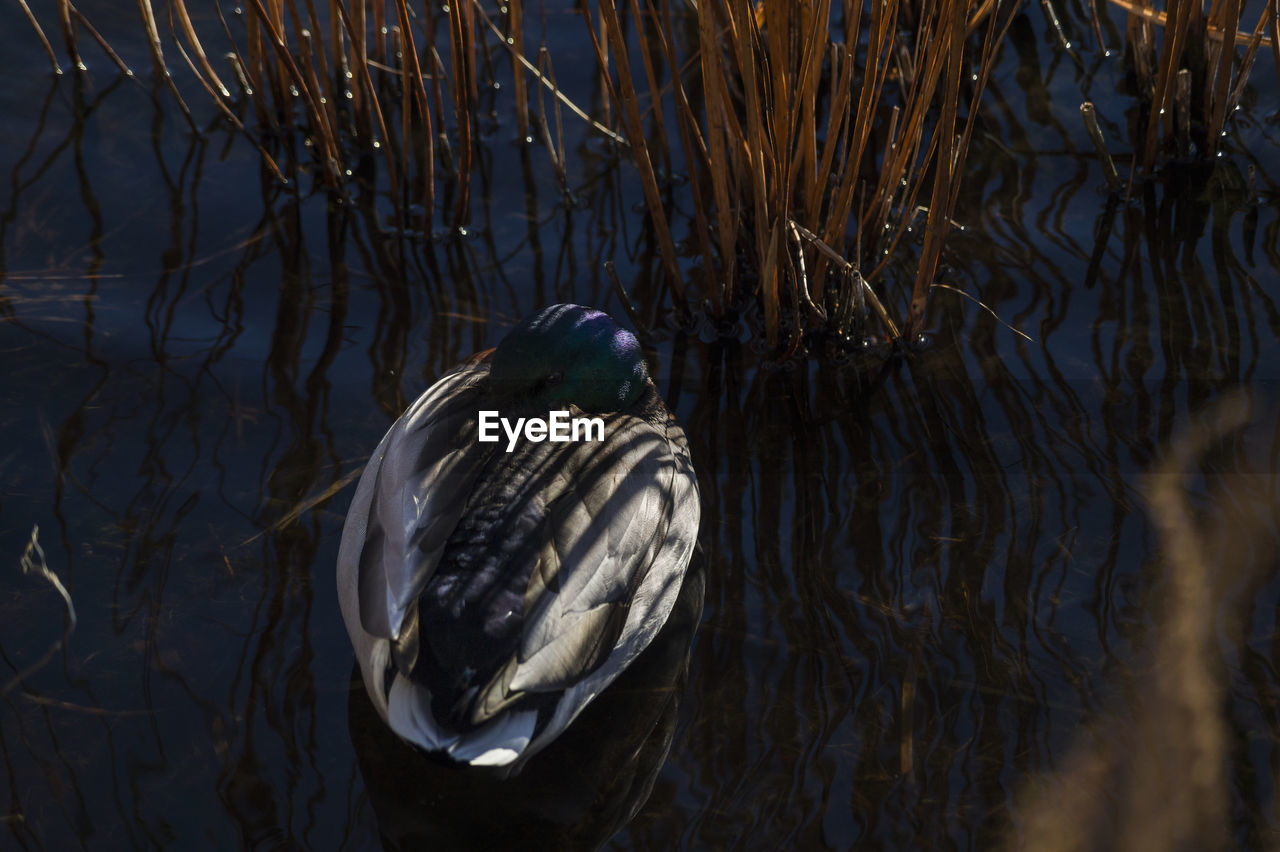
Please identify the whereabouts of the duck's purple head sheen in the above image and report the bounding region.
[489,304,647,412]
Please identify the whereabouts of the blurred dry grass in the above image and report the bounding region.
[1010,393,1272,851]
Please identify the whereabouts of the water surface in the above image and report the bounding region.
[3,2,1280,848]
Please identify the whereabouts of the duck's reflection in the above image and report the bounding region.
[348,561,704,850]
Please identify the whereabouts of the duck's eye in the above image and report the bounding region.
[545,370,564,387]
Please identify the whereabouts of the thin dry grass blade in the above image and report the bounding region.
[626,0,672,177]
[595,3,612,131]
[428,45,450,155]
[1042,0,1072,50]
[56,0,84,71]
[391,0,435,226]
[16,0,63,74]
[785,0,833,318]
[931,283,1033,341]
[791,220,898,339]
[70,5,133,76]
[1224,1,1273,118]
[340,0,362,140]
[447,0,476,228]
[535,47,567,187]
[172,0,230,97]
[729,1,775,336]
[830,0,897,252]
[950,0,1017,199]
[295,29,340,170]
[1108,0,1274,47]
[592,0,685,303]
[909,0,966,335]
[656,0,716,307]
[299,0,336,122]
[697,0,740,306]
[238,2,274,128]
[257,0,291,122]
[1206,0,1242,156]
[244,0,341,180]
[333,1,402,214]
[471,0,624,142]
[1140,0,1195,170]
[1271,2,1280,89]
[762,219,781,347]
[403,28,416,211]
[165,6,287,182]
[509,0,530,140]
[864,9,948,283]
[605,260,649,339]
[137,0,198,130]
[812,44,853,228]
[1081,102,1123,190]
[967,0,998,35]
[1089,0,1110,53]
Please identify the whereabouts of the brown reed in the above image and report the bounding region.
[1111,0,1276,173]
[588,0,1017,347]
[19,1,1024,351]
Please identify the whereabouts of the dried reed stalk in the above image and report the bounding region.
[589,0,686,304]
[56,0,84,72]
[16,0,63,74]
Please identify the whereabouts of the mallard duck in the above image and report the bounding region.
[337,304,699,771]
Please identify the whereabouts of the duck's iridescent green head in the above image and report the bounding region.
[490,304,647,413]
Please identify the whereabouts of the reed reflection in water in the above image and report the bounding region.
[3,7,1280,849]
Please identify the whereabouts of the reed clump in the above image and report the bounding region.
[1123,0,1276,171]
[1009,393,1268,851]
[19,0,1021,353]
[588,0,1017,350]
[1077,0,1278,182]
[19,0,492,231]
[185,0,478,230]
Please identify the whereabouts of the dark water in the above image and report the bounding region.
[3,2,1280,849]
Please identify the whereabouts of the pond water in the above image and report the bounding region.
[3,1,1280,849]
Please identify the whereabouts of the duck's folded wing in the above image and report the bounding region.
[337,362,490,707]
[504,413,699,705]
[376,410,693,768]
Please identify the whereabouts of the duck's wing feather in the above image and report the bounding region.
[360,364,491,641]
[511,416,685,691]
[460,407,700,754]
[526,409,699,757]
[337,360,491,716]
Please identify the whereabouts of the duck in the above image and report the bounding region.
[337,303,700,772]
